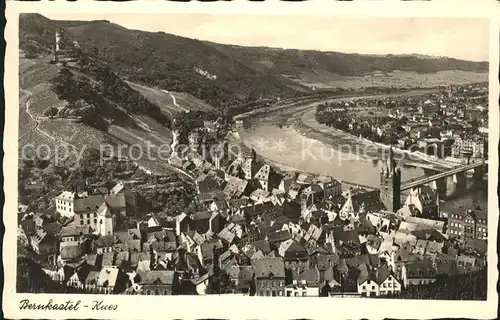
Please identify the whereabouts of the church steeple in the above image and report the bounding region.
[388,146,395,174]
[380,146,402,213]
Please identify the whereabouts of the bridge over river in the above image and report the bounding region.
[401,160,487,191]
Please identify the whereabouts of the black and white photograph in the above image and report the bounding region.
[3,2,499,319]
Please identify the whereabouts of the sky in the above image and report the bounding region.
[44,14,489,62]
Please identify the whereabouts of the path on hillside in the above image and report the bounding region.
[18,94,35,142]
[161,89,189,113]
[19,89,76,149]
[109,125,199,192]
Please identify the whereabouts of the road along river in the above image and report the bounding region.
[237,90,487,211]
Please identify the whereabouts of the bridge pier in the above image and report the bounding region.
[429,180,438,190]
[436,177,447,199]
[428,177,446,199]
[473,166,485,182]
[450,171,467,197]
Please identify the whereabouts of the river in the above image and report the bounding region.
[240,124,425,187]
[238,90,488,212]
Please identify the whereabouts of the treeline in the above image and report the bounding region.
[212,44,489,76]
[18,157,73,214]
[18,147,195,221]
[122,63,301,109]
[76,54,170,126]
[17,256,65,293]
[19,148,155,214]
[138,181,197,216]
[172,110,233,144]
[19,14,60,58]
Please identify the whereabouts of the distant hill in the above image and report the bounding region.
[19,14,307,109]
[19,13,488,111]
[207,43,488,76]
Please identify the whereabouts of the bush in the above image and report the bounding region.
[43,106,58,118]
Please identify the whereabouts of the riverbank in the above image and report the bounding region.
[239,124,486,209]
[244,136,376,192]
[296,108,457,170]
[238,88,438,121]
[236,87,487,211]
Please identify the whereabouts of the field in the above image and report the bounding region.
[106,125,176,175]
[34,119,177,175]
[285,70,489,90]
[19,57,63,159]
[19,56,63,121]
[133,114,173,143]
[19,91,33,142]
[19,56,38,75]
[19,129,56,159]
[28,84,68,117]
[19,57,59,90]
[39,120,112,149]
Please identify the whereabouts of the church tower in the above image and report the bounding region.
[380,147,402,212]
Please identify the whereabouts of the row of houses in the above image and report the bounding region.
[18,108,488,297]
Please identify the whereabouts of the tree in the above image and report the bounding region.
[316,103,328,113]
[44,107,58,118]
[79,147,101,168]
[320,281,331,297]
[206,270,235,294]
[23,43,40,59]
[19,160,33,181]
[249,274,256,296]
[251,148,257,162]
[17,256,65,293]
[34,156,50,170]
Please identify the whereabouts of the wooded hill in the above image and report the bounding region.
[20,13,488,110]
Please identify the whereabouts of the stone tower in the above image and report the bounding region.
[380,147,402,212]
[170,130,180,156]
[52,44,58,63]
[55,31,61,52]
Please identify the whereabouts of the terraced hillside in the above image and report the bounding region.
[18,54,180,176]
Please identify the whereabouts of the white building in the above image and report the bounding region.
[285,280,319,297]
[95,202,116,236]
[357,265,402,297]
[401,260,436,287]
[285,267,321,297]
[55,191,75,218]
